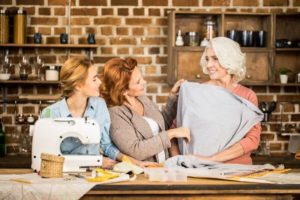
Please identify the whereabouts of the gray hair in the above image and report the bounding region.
[200,37,246,82]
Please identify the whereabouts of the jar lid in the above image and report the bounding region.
[187,32,197,36]
[17,8,26,15]
[46,65,60,70]
[205,21,215,25]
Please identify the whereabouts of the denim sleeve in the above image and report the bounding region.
[100,123,120,160]
[99,101,120,160]
[40,107,51,118]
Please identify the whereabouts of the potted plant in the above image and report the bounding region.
[279,67,291,84]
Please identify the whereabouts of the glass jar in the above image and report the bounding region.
[203,16,217,41]
[185,32,199,46]
[45,65,59,81]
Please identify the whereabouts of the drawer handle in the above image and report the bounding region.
[246,75,252,79]
[195,74,201,79]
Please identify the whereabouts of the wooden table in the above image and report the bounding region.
[1,155,299,168]
[2,169,300,200]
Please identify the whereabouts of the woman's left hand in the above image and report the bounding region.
[170,79,185,95]
[139,161,162,168]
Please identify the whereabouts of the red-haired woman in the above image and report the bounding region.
[100,57,190,163]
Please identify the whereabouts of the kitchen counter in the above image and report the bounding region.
[1,168,300,200]
[0,155,299,168]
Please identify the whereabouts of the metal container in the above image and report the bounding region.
[14,8,26,44]
[0,9,9,44]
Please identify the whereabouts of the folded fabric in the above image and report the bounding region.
[165,155,275,177]
[113,162,144,175]
[177,82,263,156]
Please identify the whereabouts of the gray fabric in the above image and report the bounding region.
[165,155,275,177]
[177,82,263,156]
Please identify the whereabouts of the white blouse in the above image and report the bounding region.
[143,116,166,163]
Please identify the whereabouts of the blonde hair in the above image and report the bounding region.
[200,37,246,82]
[100,57,137,107]
[60,57,93,97]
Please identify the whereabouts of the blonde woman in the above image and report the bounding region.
[41,57,117,168]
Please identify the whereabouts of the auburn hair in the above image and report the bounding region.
[100,57,137,107]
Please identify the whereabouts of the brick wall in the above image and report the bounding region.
[0,0,299,156]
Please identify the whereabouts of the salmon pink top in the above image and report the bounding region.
[225,84,261,164]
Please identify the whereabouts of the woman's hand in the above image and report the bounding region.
[102,156,118,169]
[167,127,191,142]
[170,79,185,96]
[192,154,213,161]
[139,161,162,168]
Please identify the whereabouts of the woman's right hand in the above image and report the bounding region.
[102,156,118,169]
[167,127,191,142]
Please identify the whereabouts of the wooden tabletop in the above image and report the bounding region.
[1,168,300,199]
[1,154,300,168]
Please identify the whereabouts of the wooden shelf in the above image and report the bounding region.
[275,48,300,52]
[174,46,205,51]
[174,46,270,52]
[0,43,98,48]
[241,47,271,52]
[0,80,60,84]
[0,94,60,103]
[168,11,300,86]
[243,82,300,86]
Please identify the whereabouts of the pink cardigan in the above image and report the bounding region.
[225,84,261,164]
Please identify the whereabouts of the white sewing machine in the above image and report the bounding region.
[31,118,103,172]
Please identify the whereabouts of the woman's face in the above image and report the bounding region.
[78,65,101,97]
[126,67,146,97]
[205,47,228,80]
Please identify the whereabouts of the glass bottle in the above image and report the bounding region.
[175,30,184,46]
[14,7,26,44]
[2,52,11,74]
[203,16,217,41]
[0,8,9,44]
[0,118,5,157]
[19,56,29,80]
[34,56,44,80]
[0,52,12,81]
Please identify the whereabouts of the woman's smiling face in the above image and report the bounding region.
[205,47,229,80]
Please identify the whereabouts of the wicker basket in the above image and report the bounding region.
[40,153,65,178]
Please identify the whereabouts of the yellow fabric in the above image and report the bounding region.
[122,156,132,163]
[86,168,119,182]
[230,168,291,181]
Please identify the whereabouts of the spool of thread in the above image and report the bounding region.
[14,8,26,44]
